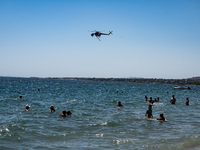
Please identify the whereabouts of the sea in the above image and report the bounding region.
[1,77,200,150]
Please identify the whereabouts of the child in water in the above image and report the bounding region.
[157,113,165,121]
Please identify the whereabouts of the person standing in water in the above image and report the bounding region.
[148,97,154,104]
[185,97,189,106]
[145,96,148,101]
[170,95,176,104]
[145,105,153,118]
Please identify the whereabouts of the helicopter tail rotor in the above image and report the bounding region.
[109,31,113,35]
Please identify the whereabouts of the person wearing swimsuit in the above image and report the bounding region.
[170,95,176,104]
[145,105,153,118]
[185,97,189,106]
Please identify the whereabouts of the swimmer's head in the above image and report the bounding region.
[160,113,164,117]
[186,97,189,100]
[50,105,54,110]
[67,111,72,116]
[63,110,67,115]
[26,105,30,109]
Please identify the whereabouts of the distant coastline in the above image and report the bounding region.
[1,76,200,86]
[60,77,200,86]
[41,76,200,86]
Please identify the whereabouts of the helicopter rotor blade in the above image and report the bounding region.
[88,30,97,32]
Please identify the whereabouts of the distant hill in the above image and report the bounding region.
[188,77,200,80]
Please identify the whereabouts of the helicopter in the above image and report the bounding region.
[91,30,113,41]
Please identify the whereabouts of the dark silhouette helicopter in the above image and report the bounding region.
[91,31,113,41]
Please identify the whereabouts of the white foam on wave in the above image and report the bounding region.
[113,139,135,144]
[100,121,107,126]
[89,121,107,126]
[95,134,103,137]
[89,123,97,126]
[63,99,77,103]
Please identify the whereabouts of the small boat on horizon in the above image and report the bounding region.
[173,86,191,90]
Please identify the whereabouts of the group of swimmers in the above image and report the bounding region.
[170,95,190,106]
[145,104,165,121]
[25,103,72,117]
[49,105,72,117]
[20,93,72,118]
[144,95,191,121]
[145,95,189,105]
[21,90,190,120]
[145,96,160,104]
[117,99,165,121]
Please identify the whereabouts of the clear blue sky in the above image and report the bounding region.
[0,0,200,79]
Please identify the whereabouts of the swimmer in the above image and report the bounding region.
[25,105,37,111]
[145,105,153,118]
[117,101,123,107]
[145,95,148,101]
[67,111,72,116]
[38,89,40,92]
[25,105,30,111]
[148,97,154,104]
[170,95,176,104]
[50,105,56,112]
[155,97,160,102]
[157,113,165,121]
[19,95,22,99]
[59,110,72,117]
[185,97,189,106]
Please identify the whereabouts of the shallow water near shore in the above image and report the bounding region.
[1,77,200,150]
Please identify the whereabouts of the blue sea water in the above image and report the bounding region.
[1,77,200,150]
